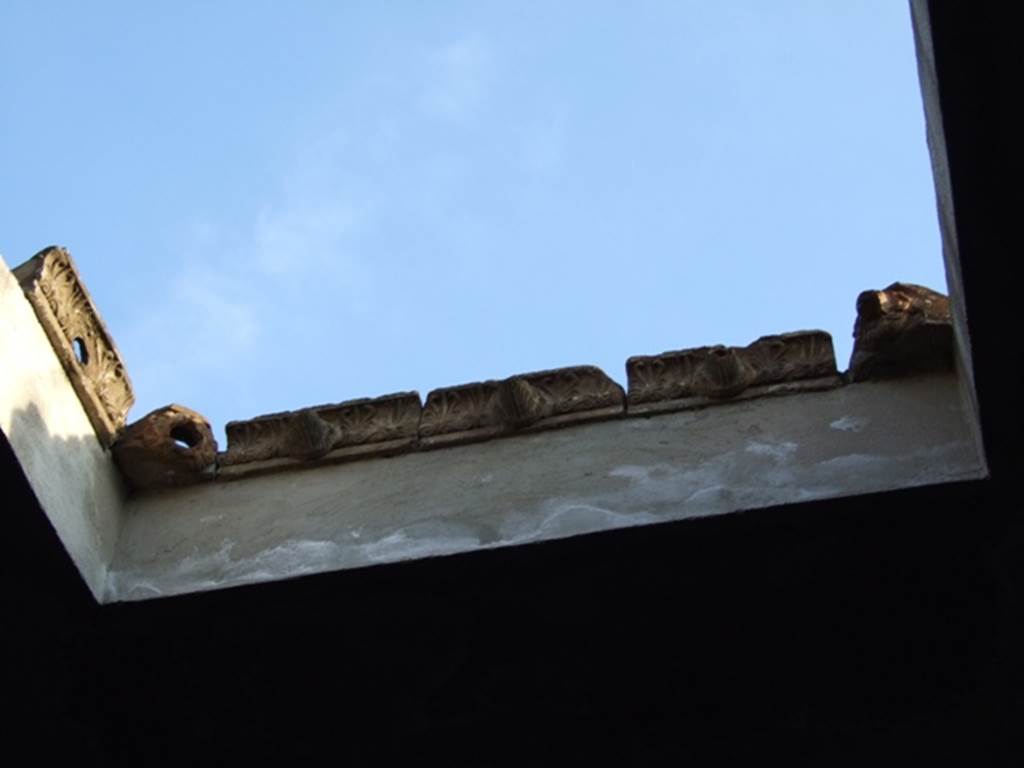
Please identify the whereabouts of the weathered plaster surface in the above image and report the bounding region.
[1,254,126,599]
[107,373,984,602]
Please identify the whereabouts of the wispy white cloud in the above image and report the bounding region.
[123,131,373,422]
[252,197,360,278]
[124,31,502,425]
[175,265,260,354]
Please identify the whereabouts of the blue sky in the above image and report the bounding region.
[1,1,944,443]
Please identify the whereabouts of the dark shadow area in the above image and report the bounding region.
[2,3,1021,764]
[4,423,1021,763]
[1,405,107,759]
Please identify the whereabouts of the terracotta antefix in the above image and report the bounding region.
[13,246,134,445]
[849,283,953,381]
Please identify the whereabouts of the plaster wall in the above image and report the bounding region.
[108,373,984,602]
[0,254,126,599]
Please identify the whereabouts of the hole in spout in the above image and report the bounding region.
[170,424,201,450]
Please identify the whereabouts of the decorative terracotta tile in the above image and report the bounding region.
[13,247,134,445]
[219,392,421,478]
[420,366,624,448]
[627,331,839,415]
